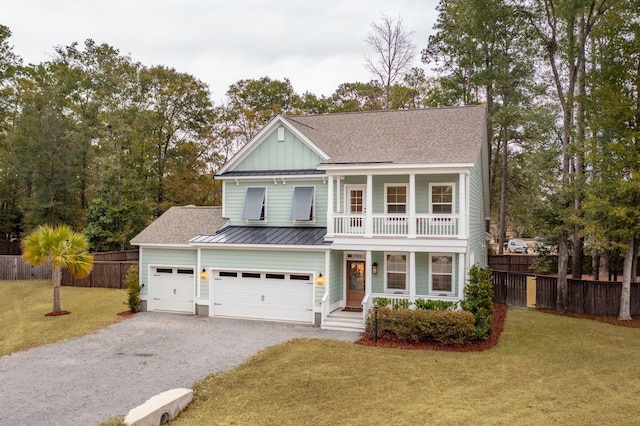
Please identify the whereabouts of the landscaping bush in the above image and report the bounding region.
[375,297,391,308]
[414,298,458,311]
[366,306,475,345]
[123,265,141,313]
[461,265,494,340]
[374,297,411,309]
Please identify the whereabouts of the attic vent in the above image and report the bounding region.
[277,127,285,142]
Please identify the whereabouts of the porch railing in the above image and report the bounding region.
[321,291,330,324]
[362,294,372,324]
[333,214,459,237]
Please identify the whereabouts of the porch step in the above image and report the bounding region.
[322,310,366,332]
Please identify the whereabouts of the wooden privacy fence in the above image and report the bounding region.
[1,250,139,289]
[0,256,51,280]
[492,270,640,316]
[62,250,139,289]
[488,255,536,273]
[62,261,138,289]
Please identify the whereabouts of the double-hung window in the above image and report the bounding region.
[430,184,454,214]
[385,184,407,214]
[242,187,266,221]
[430,254,453,294]
[290,186,315,221]
[385,253,407,292]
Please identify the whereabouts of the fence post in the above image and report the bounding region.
[526,276,537,307]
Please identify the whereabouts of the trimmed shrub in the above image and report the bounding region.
[366,306,475,345]
[374,297,411,310]
[123,265,141,313]
[414,298,458,311]
[461,265,494,340]
[374,297,391,308]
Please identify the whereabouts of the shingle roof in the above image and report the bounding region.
[284,106,486,165]
[190,226,329,246]
[130,206,226,245]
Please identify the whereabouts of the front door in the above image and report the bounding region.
[346,260,365,307]
[346,185,366,233]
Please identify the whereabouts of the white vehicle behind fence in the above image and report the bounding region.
[507,239,529,254]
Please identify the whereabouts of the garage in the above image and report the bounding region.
[212,270,314,323]
[150,267,195,313]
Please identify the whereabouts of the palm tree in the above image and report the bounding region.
[22,225,94,314]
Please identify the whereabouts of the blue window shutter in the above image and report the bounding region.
[242,187,266,220]
[290,187,314,220]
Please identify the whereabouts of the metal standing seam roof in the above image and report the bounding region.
[190,226,329,246]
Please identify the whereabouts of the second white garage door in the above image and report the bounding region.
[212,270,314,323]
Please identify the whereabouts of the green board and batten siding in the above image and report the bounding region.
[468,152,487,268]
[139,248,197,296]
[234,127,324,171]
[329,251,343,305]
[200,249,326,307]
[225,180,328,227]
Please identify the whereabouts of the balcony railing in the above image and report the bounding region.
[333,214,459,237]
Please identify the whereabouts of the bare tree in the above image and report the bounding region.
[365,14,417,109]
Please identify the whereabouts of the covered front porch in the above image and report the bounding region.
[320,249,466,331]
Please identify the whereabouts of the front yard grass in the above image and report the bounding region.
[0,280,126,356]
[174,307,640,425]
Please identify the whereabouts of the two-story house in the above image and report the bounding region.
[131,106,489,331]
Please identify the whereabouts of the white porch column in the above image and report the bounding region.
[365,174,373,237]
[324,249,331,301]
[196,247,203,299]
[458,172,467,239]
[327,175,334,237]
[336,177,342,213]
[408,173,416,238]
[365,250,372,297]
[458,253,466,298]
[409,251,416,303]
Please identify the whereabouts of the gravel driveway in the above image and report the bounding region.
[0,312,360,426]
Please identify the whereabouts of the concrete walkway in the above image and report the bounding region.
[0,313,360,426]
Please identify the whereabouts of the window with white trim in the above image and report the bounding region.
[290,186,315,221]
[430,184,454,214]
[385,253,407,292]
[385,184,407,214]
[430,254,453,294]
[242,187,266,221]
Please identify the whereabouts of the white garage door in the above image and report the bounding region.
[150,267,195,313]
[213,271,314,323]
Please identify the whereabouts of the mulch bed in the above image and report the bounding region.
[117,311,136,318]
[45,310,71,317]
[356,302,640,352]
[356,302,508,352]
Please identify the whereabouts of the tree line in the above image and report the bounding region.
[1,1,639,317]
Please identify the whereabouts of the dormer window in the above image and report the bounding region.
[242,187,266,221]
[290,186,315,221]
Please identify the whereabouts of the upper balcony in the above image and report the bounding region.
[333,214,459,237]
[325,171,469,240]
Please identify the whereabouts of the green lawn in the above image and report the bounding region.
[1,280,127,356]
[174,308,640,425]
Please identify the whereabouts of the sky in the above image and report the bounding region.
[3,0,440,103]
